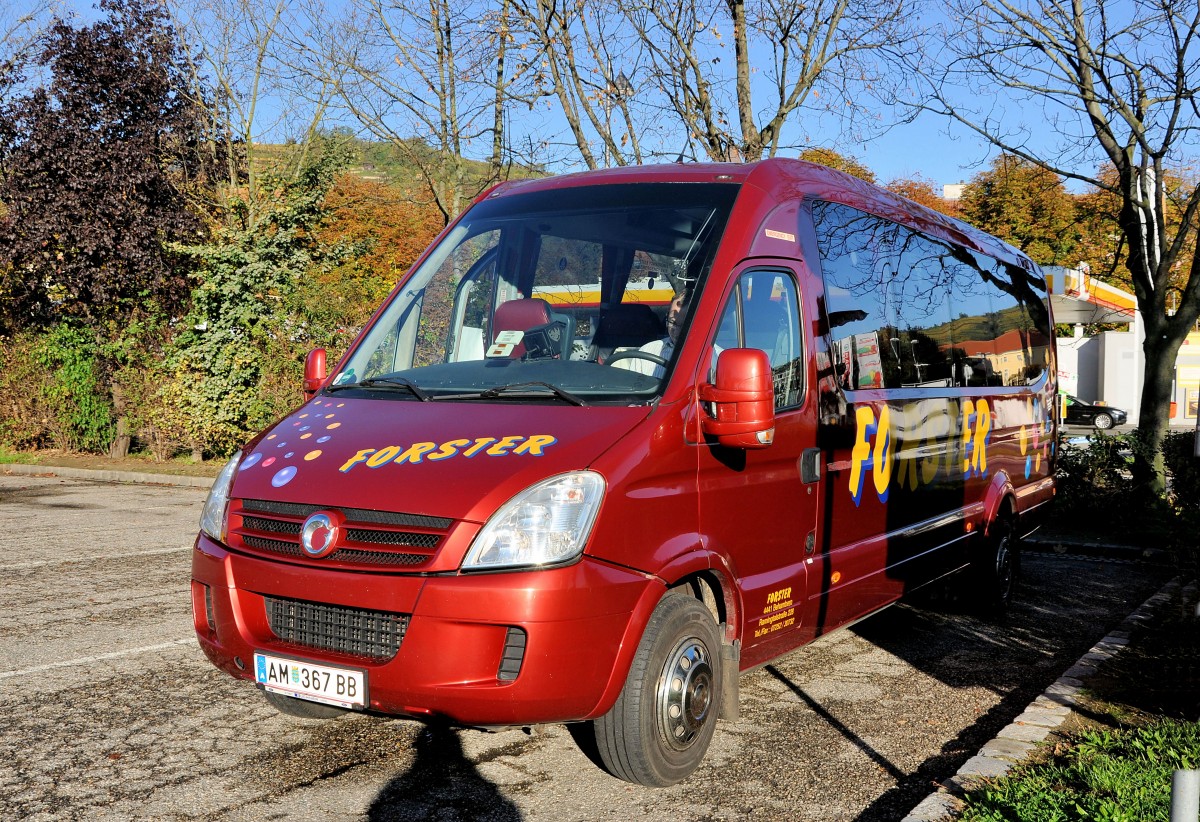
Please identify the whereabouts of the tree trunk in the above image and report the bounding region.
[108,416,132,459]
[108,385,131,459]
[1133,331,1183,497]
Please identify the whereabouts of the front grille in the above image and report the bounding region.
[229,499,452,571]
[265,595,409,660]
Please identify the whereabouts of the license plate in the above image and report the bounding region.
[254,652,367,709]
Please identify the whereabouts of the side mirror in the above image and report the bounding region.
[697,348,776,449]
[303,348,327,400]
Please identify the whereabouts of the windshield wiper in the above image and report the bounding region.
[326,376,431,402]
[442,381,588,406]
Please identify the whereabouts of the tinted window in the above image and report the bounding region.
[812,200,1050,390]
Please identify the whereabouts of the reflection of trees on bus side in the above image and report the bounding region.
[813,200,1051,391]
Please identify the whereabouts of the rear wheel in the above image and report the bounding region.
[264,690,350,720]
[972,512,1019,617]
[593,592,722,786]
[1093,412,1114,430]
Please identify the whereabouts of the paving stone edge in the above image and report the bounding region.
[2,461,216,489]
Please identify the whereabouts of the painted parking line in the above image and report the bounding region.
[2,545,192,571]
[0,638,195,681]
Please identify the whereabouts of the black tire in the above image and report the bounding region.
[1093,412,1114,430]
[593,592,722,787]
[264,690,350,720]
[972,513,1020,618]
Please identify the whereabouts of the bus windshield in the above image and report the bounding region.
[330,183,739,404]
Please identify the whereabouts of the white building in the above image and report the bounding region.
[1047,265,1200,425]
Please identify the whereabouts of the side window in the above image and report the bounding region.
[815,200,1054,390]
[713,270,805,409]
[943,252,1052,387]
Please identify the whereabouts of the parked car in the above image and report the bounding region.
[1063,394,1127,429]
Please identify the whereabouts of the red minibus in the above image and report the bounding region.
[191,159,1056,786]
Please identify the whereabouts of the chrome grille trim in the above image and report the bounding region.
[243,535,428,566]
[231,499,450,570]
[242,499,451,529]
[264,595,409,661]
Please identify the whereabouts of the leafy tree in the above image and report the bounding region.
[0,0,214,333]
[799,148,877,183]
[885,174,962,218]
[303,174,444,354]
[916,0,1200,496]
[162,142,352,457]
[957,154,1078,265]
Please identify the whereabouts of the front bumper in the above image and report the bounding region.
[191,533,661,726]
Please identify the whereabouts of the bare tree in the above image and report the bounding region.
[518,0,917,166]
[312,0,525,223]
[916,0,1200,493]
[513,0,650,169]
[168,0,336,226]
[0,1,50,70]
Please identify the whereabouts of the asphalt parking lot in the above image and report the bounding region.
[0,474,1171,821]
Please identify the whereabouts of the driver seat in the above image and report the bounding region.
[492,298,574,359]
[589,303,665,364]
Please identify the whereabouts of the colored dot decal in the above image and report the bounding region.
[325,413,336,419]
[326,422,341,430]
[267,434,277,440]
[304,450,322,461]
[277,441,288,448]
[271,466,298,487]
[317,436,331,443]
[300,425,311,431]
[300,433,312,440]
[263,457,276,468]
[300,414,310,419]
[284,452,294,459]
[336,403,345,408]
[239,453,263,470]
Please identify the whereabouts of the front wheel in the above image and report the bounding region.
[593,592,722,786]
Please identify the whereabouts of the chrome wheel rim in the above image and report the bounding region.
[656,638,713,751]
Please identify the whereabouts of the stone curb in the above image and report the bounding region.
[901,577,1183,822]
[2,461,216,489]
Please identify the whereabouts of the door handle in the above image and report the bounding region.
[800,448,822,484]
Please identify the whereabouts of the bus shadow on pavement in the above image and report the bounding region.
[836,556,1167,821]
[367,720,521,822]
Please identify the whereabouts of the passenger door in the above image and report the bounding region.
[694,265,821,668]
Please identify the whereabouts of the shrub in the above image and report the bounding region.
[1162,430,1200,512]
[0,326,114,452]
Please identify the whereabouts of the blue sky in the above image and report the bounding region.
[5,0,1017,191]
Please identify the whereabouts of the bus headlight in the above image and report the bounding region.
[199,451,241,543]
[462,471,605,571]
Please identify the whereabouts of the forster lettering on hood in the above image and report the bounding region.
[339,435,558,473]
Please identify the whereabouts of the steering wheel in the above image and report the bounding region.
[606,349,668,367]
